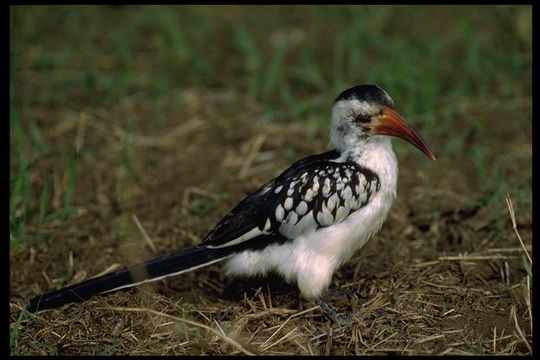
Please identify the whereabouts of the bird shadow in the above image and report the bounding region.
[220,272,300,303]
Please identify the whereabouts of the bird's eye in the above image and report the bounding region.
[354,114,371,124]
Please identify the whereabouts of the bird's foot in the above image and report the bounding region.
[315,296,366,326]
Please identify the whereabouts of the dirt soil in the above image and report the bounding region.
[10,86,532,355]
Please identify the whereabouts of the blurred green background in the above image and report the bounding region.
[10,5,531,243]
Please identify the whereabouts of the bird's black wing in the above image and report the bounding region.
[200,149,380,250]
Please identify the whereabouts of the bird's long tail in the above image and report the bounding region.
[27,246,230,312]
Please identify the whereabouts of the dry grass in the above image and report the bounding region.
[10,90,532,354]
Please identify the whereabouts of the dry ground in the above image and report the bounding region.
[10,88,532,355]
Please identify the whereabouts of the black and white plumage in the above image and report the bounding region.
[27,84,435,319]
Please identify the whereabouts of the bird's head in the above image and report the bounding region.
[330,84,436,160]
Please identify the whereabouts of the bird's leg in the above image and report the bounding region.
[315,297,354,326]
[315,288,368,325]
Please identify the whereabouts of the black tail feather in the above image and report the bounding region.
[27,246,228,312]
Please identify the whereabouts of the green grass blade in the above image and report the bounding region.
[38,179,49,225]
[261,43,287,99]
[63,152,78,216]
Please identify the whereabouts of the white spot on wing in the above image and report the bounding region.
[296,201,308,215]
[335,205,349,223]
[342,186,352,201]
[352,196,362,209]
[275,204,285,221]
[274,185,283,194]
[312,179,320,193]
[359,191,367,204]
[305,188,314,202]
[287,211,298,225]
[359,174,367,187]
[264,218,271,232]
[278,209,316,238]
[284,197,293,210]
[317,209,333,226]
[322,202,333,218]
[322,178,331,197]
[347,195,357,209]
[327,193,338,211]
